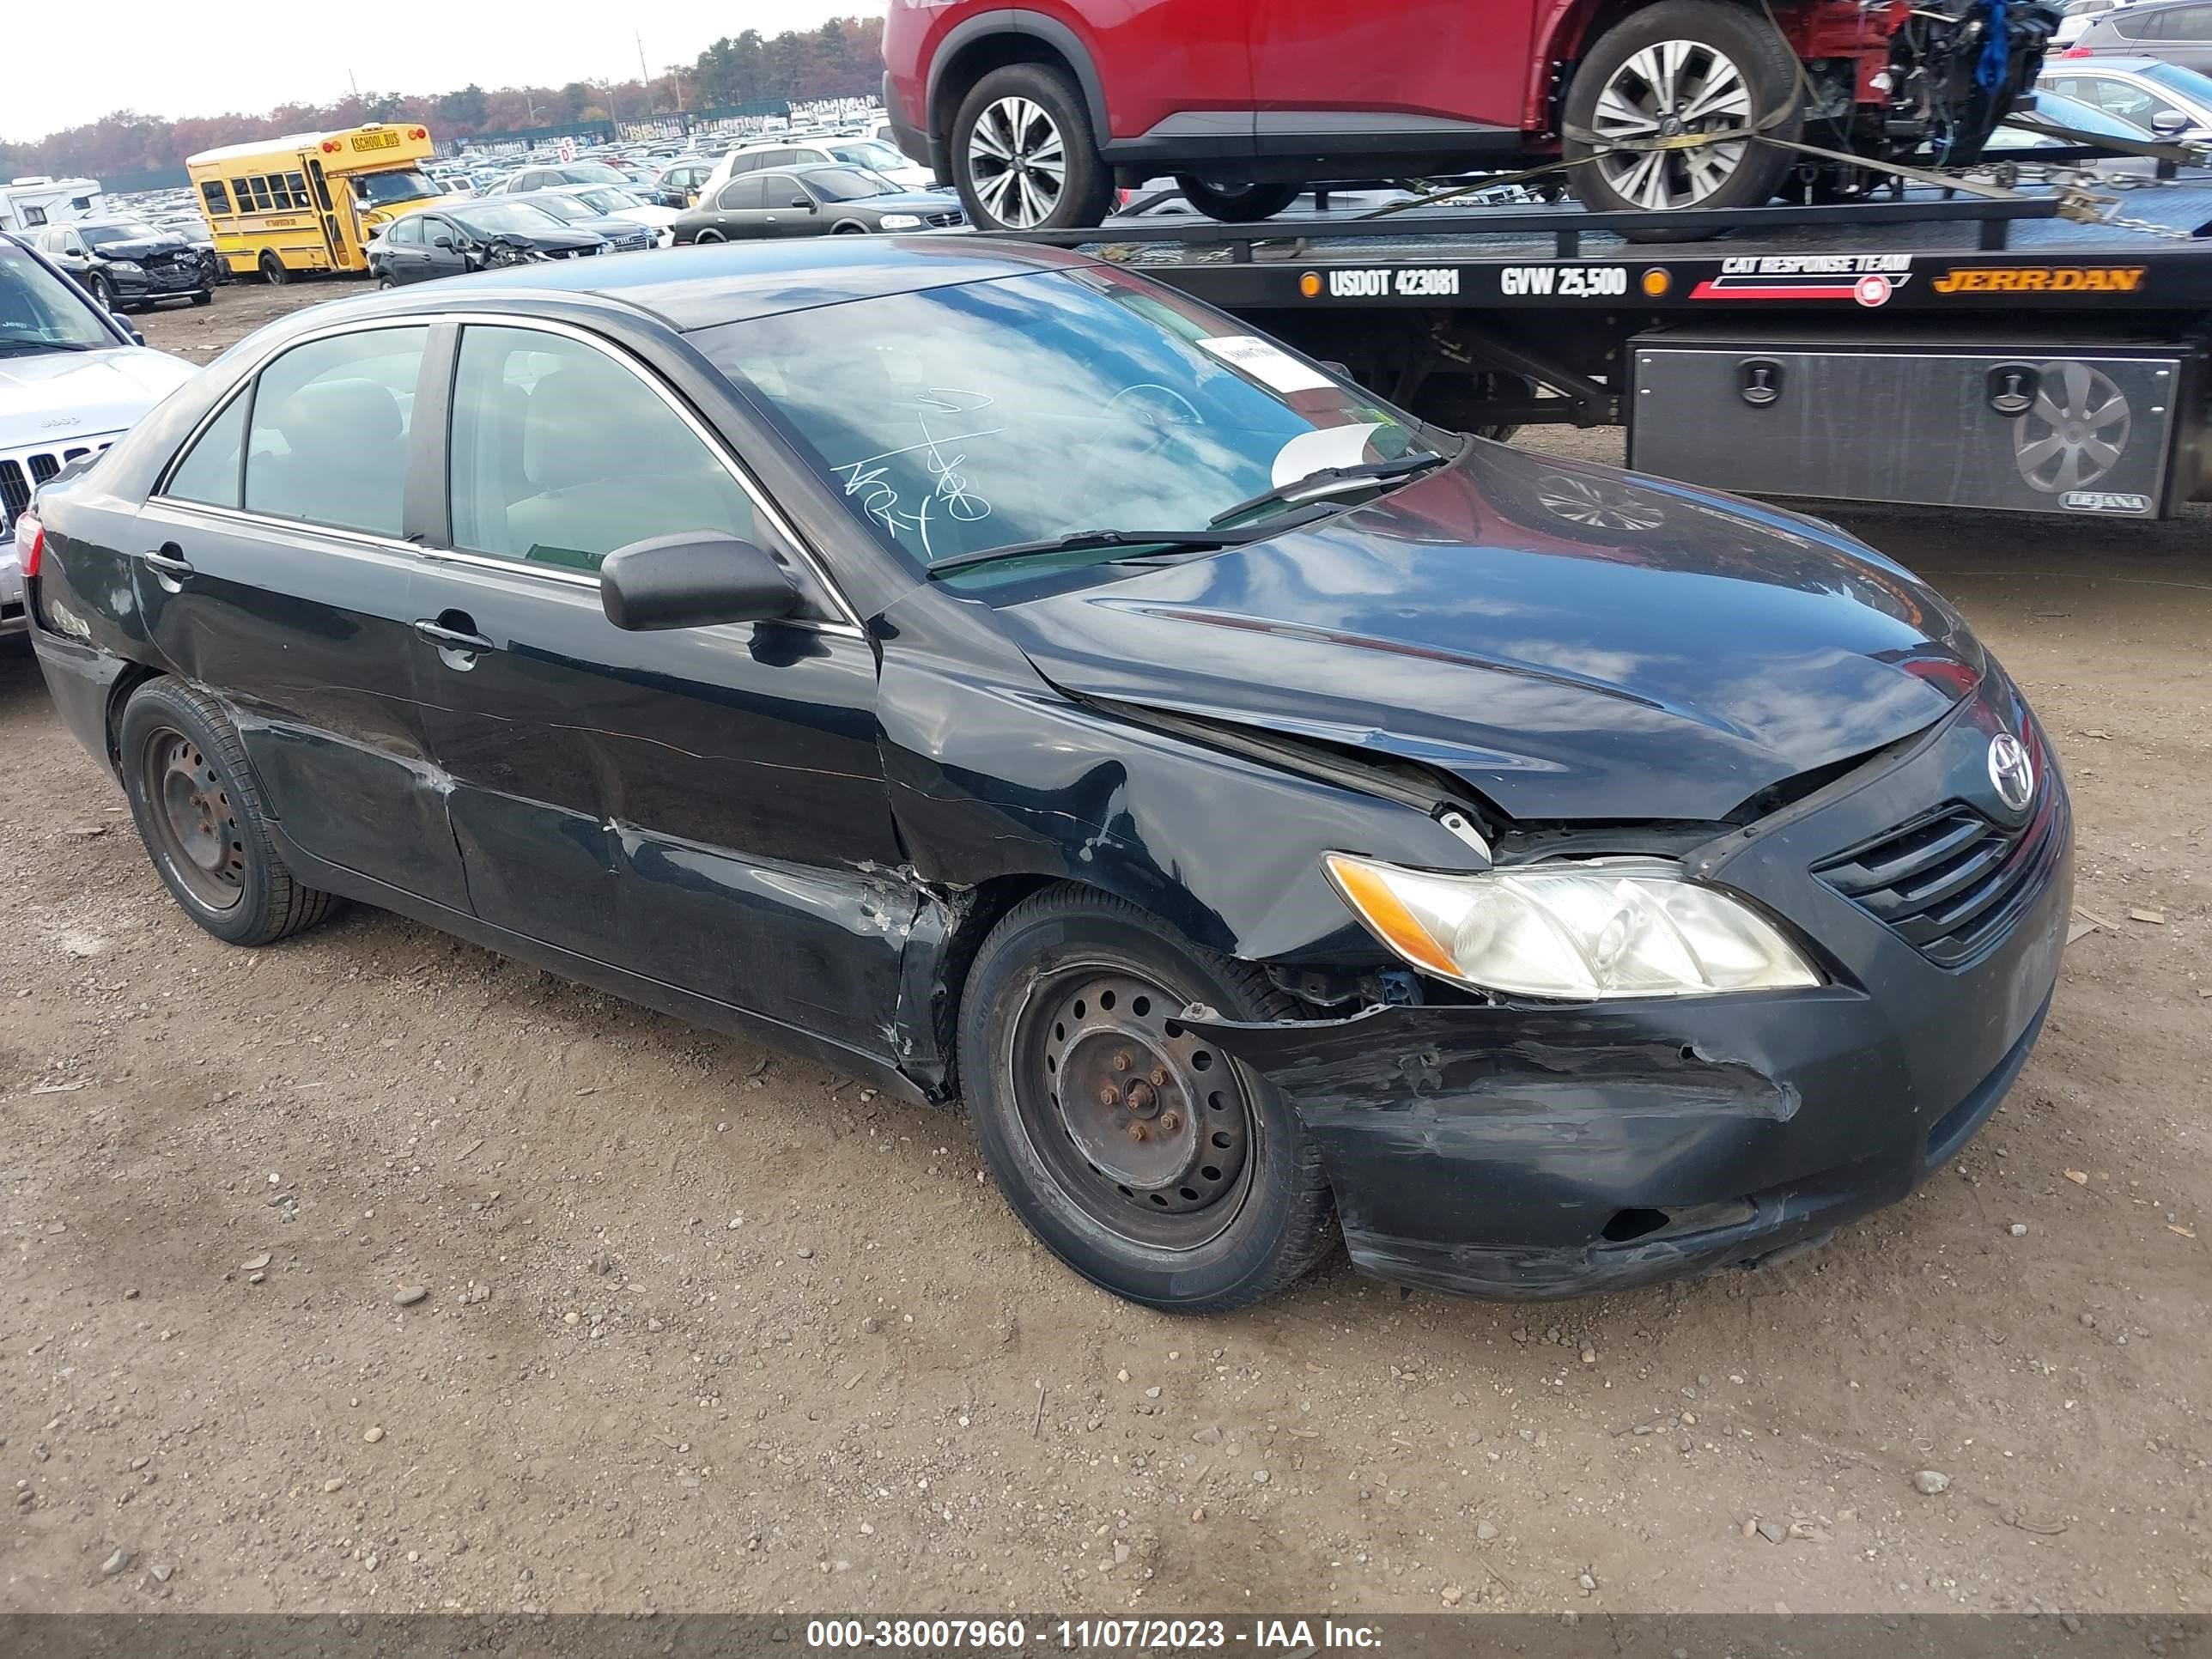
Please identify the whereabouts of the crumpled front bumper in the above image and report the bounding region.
[1191,682,2074,1300]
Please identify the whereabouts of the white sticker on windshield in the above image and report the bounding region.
[1270,422,1384,487]
[1197,335,1334,394]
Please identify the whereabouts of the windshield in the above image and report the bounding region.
[82,222,165,247]
[564,164,629,184]
[804,167,896,202]
[526,194,592,222]
[352,169,439,207]
[457,200,563,237]
[704,266,1428,586]
[0,241,115,354]
[2139,61,2212,106]
[574,187,641,213]
[828,141,908,172]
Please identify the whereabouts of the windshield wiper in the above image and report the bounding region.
[0,338,100,356]
[924,502,1339,580]
[1206,450,1452,528]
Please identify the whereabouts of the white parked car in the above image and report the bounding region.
[2,234,195,646]
[537,183,684,247]
[701,137,935,201]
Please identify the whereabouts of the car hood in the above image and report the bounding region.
[991,443,1983,823]
[487,227,604,252]
[0,346,198,437]
[856,190,960,213]
[83,235,196,260]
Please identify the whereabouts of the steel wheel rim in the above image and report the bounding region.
[2014,361,2130,494]
[143,728,246,912]
[967,95,1068,227]
[1010,968,1255,1250]
[1590,40,1753,209]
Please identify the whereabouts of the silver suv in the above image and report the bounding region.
[2,234,195,644]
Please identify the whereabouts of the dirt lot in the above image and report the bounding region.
[2,281,2207,1617]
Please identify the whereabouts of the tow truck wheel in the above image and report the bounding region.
[258,252,290,287]
[1564,0,1800,240]
[957,885,1337,1312]
[1174,178,1305,223]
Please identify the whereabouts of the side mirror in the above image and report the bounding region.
[601,532,799,630]
[432,233,455,250]
[791,196,815,210]
[2151,109,2191,137]
[117,316,146,345]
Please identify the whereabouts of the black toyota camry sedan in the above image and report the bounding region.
[17,240,2071,1311]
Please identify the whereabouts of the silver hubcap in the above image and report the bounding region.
[1591,40,1753,209]
[2014,361,2130,494]
[967,95,1068,227]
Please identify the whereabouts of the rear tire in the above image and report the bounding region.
[951,64,1115,231]
[957,885,1337,1312]
[118,680,340,947]
[1563,0,1800,240]
[693,228,726,243]
[258,251,290,286]
[1174,178,1304,222]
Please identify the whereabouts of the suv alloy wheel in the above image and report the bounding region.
[951,64,1115,231]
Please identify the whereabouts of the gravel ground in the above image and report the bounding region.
[0,281,2205,1617]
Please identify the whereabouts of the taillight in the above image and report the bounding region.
[2060,44,2093,56]
[15,513,43,580]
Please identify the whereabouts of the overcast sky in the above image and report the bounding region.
[4,0,872,143]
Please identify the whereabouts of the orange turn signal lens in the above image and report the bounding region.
[1322,854,1462,981]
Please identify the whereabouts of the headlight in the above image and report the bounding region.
[1322,854,1820,1000]
[877,213,922,229]
[110,259,145,275]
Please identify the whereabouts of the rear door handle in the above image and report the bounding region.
[142,544,194,580]
[413,618,493,653]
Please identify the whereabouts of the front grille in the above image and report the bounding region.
[924,210,963,228]
[1814,765,2066,969]
[2,441,112,538]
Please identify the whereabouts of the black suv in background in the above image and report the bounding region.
[33,219,213,312]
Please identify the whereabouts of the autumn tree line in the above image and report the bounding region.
[0,16,884,182]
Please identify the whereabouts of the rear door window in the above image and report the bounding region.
[242,327,430,538]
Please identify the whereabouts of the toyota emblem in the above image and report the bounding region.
[1988,732,2034,814]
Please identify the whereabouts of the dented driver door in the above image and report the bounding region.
[409,319,912,1058]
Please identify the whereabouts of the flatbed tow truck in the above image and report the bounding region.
[1009,167,2212,521]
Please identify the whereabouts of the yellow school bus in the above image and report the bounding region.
[188,122,460,283]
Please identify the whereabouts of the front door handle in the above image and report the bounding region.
[413,617,493,653]
[142,544,194,580]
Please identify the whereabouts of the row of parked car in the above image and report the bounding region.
[364,131,968,287]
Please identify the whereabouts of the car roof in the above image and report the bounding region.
[358,236,1100,331]
[2056,52,2173,68]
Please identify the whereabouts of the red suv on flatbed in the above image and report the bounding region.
[883,0,2058,232]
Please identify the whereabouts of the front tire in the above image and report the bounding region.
[118,680,339,947]
[1174,178,1304,222]
[88,273,116,310]
[951,64,1115,231]
[957,886,1337,1312]
[1563,0,1800,239]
